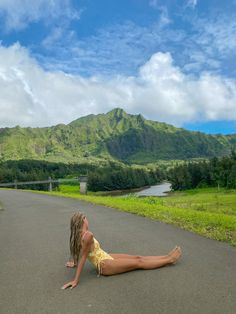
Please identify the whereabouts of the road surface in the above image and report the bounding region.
[0,189,235,314]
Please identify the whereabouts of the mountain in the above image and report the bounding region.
[0,108,235,164]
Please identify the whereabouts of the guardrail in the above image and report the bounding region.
[0,177,80,191]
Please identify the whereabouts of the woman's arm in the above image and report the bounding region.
[61,232,93,290]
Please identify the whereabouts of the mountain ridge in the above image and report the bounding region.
[0,108,235,164]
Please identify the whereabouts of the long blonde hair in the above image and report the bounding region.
[69,212,85,263]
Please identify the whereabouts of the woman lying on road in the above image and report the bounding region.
[61,212,182,290]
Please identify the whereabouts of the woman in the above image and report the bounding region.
[61,212,182,290]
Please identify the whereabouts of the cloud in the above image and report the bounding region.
[41,27,75,49]
[194,16,236,57]
[177,12,236,78]
[0,0,80,31]
[38,20,182,77]
[186,0,198,8]
[0,43,236,128]
[36,8,235,79]
[158,6,171,28]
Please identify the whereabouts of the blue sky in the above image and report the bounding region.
[0,0,236,134]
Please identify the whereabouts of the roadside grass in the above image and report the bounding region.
[163,188,236,216]
[57,185,80,194]
[35,185,236,247]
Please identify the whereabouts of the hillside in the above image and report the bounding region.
[0,108,235,164]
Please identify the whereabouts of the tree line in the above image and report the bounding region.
[2,151,234,192]
[0,160,94,190]
[168,151,236,190]
[87,165,164,191]
[0,159,164,191]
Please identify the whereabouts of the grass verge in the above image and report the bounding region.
[28,186,236,247]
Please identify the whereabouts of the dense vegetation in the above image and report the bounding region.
[1,151,235,192]
[87,165,165,191]
[168,151,236,190]
[1,108,235,192]
[0,108,235,164]
[1,151,235,193]
[0,160,94,190]
[0,159,164,191]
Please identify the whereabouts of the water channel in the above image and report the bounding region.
[134,182,172,197]
[101,181,172,197]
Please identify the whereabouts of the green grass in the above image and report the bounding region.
[57,185,80,194]
[14,185,236,247]
[163,188,236,216]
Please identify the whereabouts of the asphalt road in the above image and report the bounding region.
[0,189,235,314]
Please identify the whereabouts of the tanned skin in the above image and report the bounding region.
[61,217,182,290]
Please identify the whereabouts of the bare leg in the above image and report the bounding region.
[102,247,182,275]
[140,247,182,268]
[110,253,168,260]
[109,246,178,260]
[141,246,179,260]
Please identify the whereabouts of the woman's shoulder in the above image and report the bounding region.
[82,230,94,243]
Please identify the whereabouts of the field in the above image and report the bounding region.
[30,186,236,246]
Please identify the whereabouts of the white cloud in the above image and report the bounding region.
[158,6,171,28]
[38,20,182,77]
[195,16,236,56]
[42,27,68,48]
[186,0,198,8]
[0,43,236,128]
[180,13,236,74]
[0,0,80,31]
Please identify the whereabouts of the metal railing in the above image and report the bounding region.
[0,177,79,191]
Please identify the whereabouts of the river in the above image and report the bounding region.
[134,182,172,197]
[99,181,172,197]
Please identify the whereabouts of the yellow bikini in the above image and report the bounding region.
[86,236,114,277]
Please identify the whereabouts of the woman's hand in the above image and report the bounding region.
[61,280,78,290]
[65,261,77,268]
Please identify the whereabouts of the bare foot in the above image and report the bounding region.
[169,246,182,265]
[168,246,178,256]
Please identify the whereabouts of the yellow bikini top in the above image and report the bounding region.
[88,237,101,257]
[82,231,113,276]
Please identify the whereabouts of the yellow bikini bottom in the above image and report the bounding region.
[87,249,114,277]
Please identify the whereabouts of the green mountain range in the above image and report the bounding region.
[0,108,235,164]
